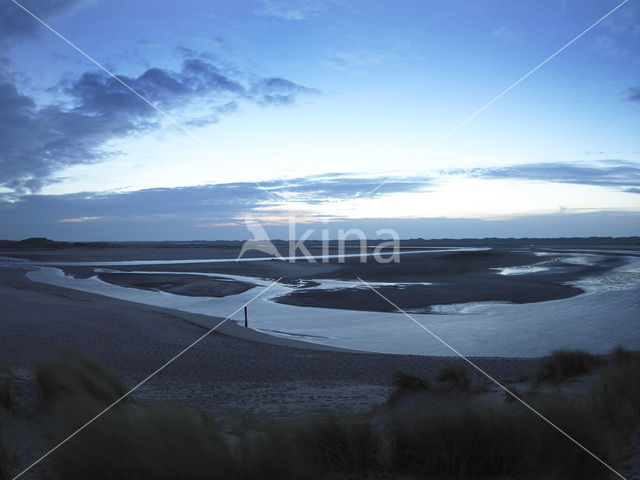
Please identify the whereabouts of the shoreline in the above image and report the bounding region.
[19,249,640,356]
[3,266,352,354]
[1,266,543,414]
[19,246,627,315]
[10,264,554,359]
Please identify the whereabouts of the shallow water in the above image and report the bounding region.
[23,247,489,266]
[24,252,640,358]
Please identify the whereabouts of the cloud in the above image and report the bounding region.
[0,0,82,46]
[263,173,429,202]
[2,185,639,241]
[59,216,101,223]
[592,2,639,59]
[626,87,640,102]
[256,0,330,20]
[0,184,266,230]
[250,77,319,105]
[0,168,638,240]
[323,51,387,73]
[0,58,316,193]
[463,161,640,191]
[592,34,621,57]
[0,173,430,232]
[601,1,640,36]
[65,58,244,118]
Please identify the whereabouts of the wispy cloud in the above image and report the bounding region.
[323,51,387,73]
[591,1,639,59]
[0,173,430,231]
[59,216,101,223]
[3,162,639,232]
[461,161,640,192]
[256,0,332,20]
[0,0,82,46]
[592,33,622,57]
[0,165,638,239]
[0,57,316,194]
[262,173,430,203]
[195,222,240,228]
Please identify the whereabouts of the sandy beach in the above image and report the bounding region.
[1,246,638,479]
[1,266,539,417]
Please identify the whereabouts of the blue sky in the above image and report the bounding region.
[0,0,638,240]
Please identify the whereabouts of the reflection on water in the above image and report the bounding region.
[407,301,513,315]
[492,265,550,275]
[569,260,640,293]
[301,279,433,290]
[20,252,640,357]
[28,247,490,267]
[492,254,605,276]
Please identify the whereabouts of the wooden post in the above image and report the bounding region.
[244,306,248,327]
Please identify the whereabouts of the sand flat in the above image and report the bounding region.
[0,266,538,417]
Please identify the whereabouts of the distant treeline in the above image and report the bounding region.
[0,236,638,250]
[0,237,114,250]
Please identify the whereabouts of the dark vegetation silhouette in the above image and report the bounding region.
[435,364,471,391]
[392,371,430,391]
[0,348,637,479]
[535,349,602,383]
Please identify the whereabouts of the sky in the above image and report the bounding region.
[0,0,638,240]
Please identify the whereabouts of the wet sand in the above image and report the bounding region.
[274,276,583,312]
[271,249,622,312]
[98,273,256,297]
[46,248,627,312]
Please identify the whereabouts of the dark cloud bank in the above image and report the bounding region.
[0,0,316,193]
[0,173,427,234]
[0,60,316,193]
[1,165,639,240]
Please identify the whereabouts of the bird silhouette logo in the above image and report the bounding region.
[237,214,284,261]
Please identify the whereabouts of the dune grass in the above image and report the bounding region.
[238,429,315,480]
[35,351,380,480]
[293,417,383,475]
[610,345,638,365]
[391,347,639,479]
[0,432,8,480]
[388,371,430,406]
[535,349,602,383]
[392,371,430,391]
[504,385,522,403]
[25,348,640,479]
[0,446,8,480]
[389,399,619,480]
[35,350,237,480]
[0,362,12,480]
[35,350,127,408]
[0,362,10,411]
[435,364,470,391]
[589,348,640,438]
[238,417,384,480]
